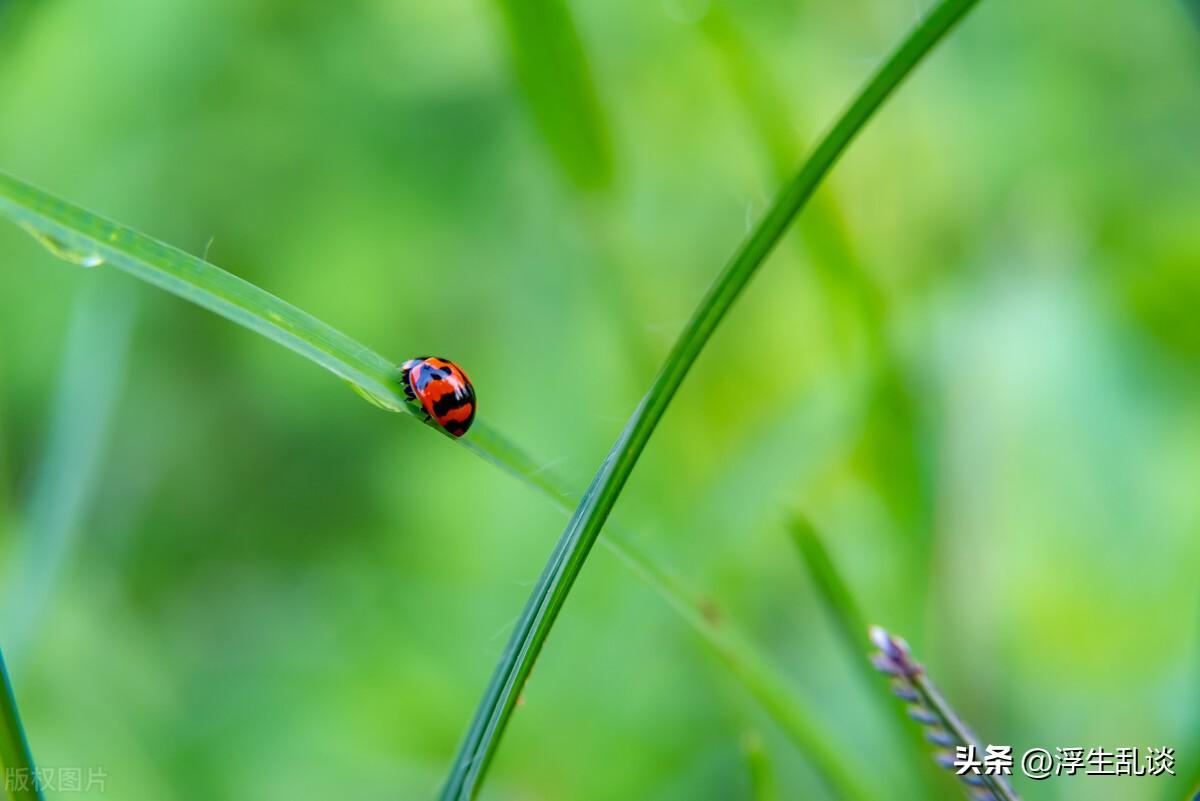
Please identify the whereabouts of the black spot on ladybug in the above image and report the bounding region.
[431,390,472,418]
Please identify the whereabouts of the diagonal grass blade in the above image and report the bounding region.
[0,172,858,793]
[441,0,983,796]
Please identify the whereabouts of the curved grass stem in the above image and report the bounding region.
[0,3,981,792]
[441,0,982,795]
[0,176,858,795]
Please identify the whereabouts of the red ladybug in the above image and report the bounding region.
[399,357,476,437]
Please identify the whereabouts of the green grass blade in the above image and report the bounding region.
[0,172,413,418]
[491,0,613,192]
[787,516,958,799]
[468,428,871,792]
[703,5,938,634]
[700,0,874,330]
[2,281,135,660]
[787,517,869,657]
[0,172,856,794]
[606,538,872,800]
[441,1,982,795]
[0,649,43,801]
[468,430,872,794]
[740,732,780,801]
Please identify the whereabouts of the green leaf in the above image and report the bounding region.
[0,172,859,793]
[440,0,982,796]
[0,649,43,801]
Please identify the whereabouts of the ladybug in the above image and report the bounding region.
[399,357,477,437]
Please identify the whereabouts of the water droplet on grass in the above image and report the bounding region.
[19,223,105,268]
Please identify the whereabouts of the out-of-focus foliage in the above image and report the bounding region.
[490,0,613,193]
[0,1,1198,800]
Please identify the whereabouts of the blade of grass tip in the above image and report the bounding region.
[0,648,43,801]
[0,174,860,795]
[869,626,1021,801]
[741,731,779,801]
[2,280,136,661]
[442,1,983,796]
[787,516,868,656]
[787,516,960,800]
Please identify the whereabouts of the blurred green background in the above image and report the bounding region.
[1,0,1199,799]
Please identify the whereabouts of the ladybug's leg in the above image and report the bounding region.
[398,363,418,402]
